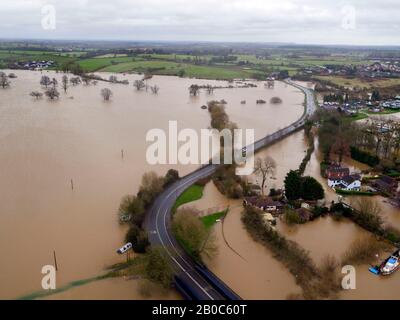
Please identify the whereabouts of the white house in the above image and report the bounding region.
[329,174,362,191]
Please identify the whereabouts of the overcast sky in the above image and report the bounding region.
[0,0,399,45]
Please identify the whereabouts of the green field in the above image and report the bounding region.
[1,48,395,83]
[314,75,400,89]
[99,59,261,79]
[200,210,227,229]
[173,184,205,211]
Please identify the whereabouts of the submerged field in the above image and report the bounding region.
[0,70,303,299]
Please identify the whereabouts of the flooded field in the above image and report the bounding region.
[0,70,303,299]
[188,131,309,299]
[189,182,302,299]
[278,136,400,299]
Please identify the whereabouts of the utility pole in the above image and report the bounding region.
[53,250,58,271]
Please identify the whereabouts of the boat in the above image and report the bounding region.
[369,250,400,276]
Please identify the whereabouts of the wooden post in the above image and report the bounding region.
[53,250,58,271]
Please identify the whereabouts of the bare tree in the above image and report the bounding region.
[254,156,276,195]
[61,75,69,93]
[70,77,81,86]
[205,84,214,95]
[51,78,58,88]
[101,88,113,101]
[109,75,118,83]
[82,77,91,85]
[0,72,10,88]
[40,75,51,88]
[133,79,145,91]
[45,87,60,100]
[30,91,43,99]
[150,85,160,94]
[189,84,200,96]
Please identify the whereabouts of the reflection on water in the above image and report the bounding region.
[0,70,303,298]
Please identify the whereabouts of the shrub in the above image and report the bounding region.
[350,147,379,167]
[125,225,150,253]
[342,235,391,266]
[118,195,145,226]
[284,208,303,225]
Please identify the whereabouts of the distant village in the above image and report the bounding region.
[302,61,400,79]
[13,60,55,70]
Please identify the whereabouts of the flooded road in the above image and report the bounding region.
[0,70,303,299]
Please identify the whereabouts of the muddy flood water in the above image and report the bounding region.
[0,70,304,299]
[278,136,400,299]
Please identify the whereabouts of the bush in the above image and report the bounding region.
[342,236,391,266]
[172,207,217,261]
[125,225,150,253]
[118,195,145,226]
[163,169,179,187]
[284,208,303,225]
[142,247,174,289]
[302,176,325,200]
[284,171,324,201]
[350,147,379,167]
[137,171,164,207]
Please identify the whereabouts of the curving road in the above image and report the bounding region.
[144,80,317,300]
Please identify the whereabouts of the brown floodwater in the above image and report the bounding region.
[0,70,303,299]
[188,131,309,299]
[278,136,400,299]
[189,182,302,299]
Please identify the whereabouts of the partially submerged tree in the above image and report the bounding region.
[150,85,159,94]
[30,91,43,99]
[70,76,81,86]
[189,84,200,96]
[137,171,164,207]
[0,72,10,88]
[118,195,145,226]
[51,78,58,88]
[45,87,60,100]
[205,85,214,95]
[254,156,276,195]
[133,79,145,91]
[82,77,91,85]
[331,135,350,165]
[109,75,118,83]
[125,224,150,253]
[40,75,51,88]
[100,88,113,101]
[61,75,69,93]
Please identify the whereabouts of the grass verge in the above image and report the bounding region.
[173,184,204,212]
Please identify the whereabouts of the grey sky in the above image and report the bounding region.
[1,0,399,45]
